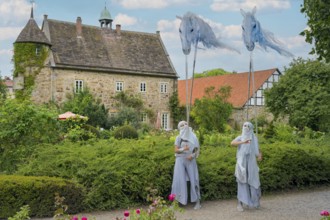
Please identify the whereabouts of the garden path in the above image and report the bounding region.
[33,186,330,220]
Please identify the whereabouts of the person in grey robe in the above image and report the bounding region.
[231,121,262,211]
[171,121,201,209]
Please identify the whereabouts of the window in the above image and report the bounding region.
[36,45,42,56]
[161,113,169,130]
[75,80,83,93]
[140,113,147,122]
[140,82,146,92]
[160,82,168,93]
[116,81,124,92]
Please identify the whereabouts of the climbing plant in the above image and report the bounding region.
[13,43,48,99]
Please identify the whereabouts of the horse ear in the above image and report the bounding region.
[240,9,246,17]
[176,15,182,20]
[252,6,257,15]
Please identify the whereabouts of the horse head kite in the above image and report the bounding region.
[240,6,293,57]
[177,12,239,55]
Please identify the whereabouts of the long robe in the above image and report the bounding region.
[234,135,261,208]
[171,135,200,205]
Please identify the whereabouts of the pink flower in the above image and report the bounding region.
[81,217,88,220]
[71,217,78,220]
[136,209,141,214]
[124,210,130,217]
[321,210,330,216]
[168,193,176,201]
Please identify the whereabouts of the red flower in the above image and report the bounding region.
[124,210,130,217]
[71,217,78,220]
[136,209,141,214]
[321,210,330,216]
[168,193,176,201]
[81,217,88,220]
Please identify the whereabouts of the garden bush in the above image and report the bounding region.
[113,124,138,139]
[15,134,330,213]
[0,175,85,218]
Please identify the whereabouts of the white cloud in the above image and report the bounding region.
[0,27,22,40]
[115,0,169,9]
[113,13,138,26]
[210,0,291,12]
[114,0,198,9]
[0,0,30,26]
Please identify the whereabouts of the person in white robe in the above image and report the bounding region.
[231,121,262,211]
[171,121,201,209]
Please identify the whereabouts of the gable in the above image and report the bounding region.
[178,68,280,108]
[43,18,177,78]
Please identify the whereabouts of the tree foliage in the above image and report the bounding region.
[168,90,185,127]
[0,76,7,100]
[300,0,330,62]
[265,58,330,132]
[108,91,151,129]
[191,86,232,133]
[62,88,109,129]
[194,68,230,78]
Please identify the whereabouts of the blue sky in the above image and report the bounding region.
[0,0,315,79]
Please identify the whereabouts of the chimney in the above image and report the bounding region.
[76,17,82,37]
[116,24,121,35]
[44,14,48,20]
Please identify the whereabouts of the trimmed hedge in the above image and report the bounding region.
[0,175,85,218]
[15,135,330,211]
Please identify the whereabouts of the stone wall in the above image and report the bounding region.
[31,67,177,129]
[231,106,274,128]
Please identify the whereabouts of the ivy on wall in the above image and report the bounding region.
[13,43,48,99]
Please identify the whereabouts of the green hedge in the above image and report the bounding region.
[15,135,330,211]
[0,175,85,218]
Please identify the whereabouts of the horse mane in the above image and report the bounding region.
[241,7,293,57]
[179,11,240,53]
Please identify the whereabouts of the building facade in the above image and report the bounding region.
[14,5,178,129]
[177,68,282,125]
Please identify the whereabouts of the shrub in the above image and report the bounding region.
[113,124,138,139]
[0,175,85,218]
[16,134,330,211]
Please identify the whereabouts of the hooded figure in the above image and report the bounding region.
[171,121,201,209]
[231,122,262,211]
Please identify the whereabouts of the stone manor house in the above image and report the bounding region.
[14,5,178,130]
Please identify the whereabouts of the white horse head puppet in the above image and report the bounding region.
[240,6,293,57]
[177,12,239,55]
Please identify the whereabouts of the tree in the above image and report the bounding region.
[0,75,7,100]
[168,90,185,127]
[108,91,152,129]
[265,58,330,132]
[191,86,232,133]
[300,0,330,62]
[62,88,110,129]
[194,68,230,78]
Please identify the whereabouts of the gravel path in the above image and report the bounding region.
[33,187,330,220]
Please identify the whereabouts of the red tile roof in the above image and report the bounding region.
[178,68,280,108]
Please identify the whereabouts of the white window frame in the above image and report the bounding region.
[116,81,124,92]
[36,45,42,56]
[140,113,147,122]
[160,82,168,93]
[161,112,170,130]
[74,80,83,93]
[140,82,146,92]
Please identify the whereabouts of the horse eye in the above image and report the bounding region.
[190,29,194,32]
[253,24,256,29]
[242,26,245,31]
[179,28,181,33]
